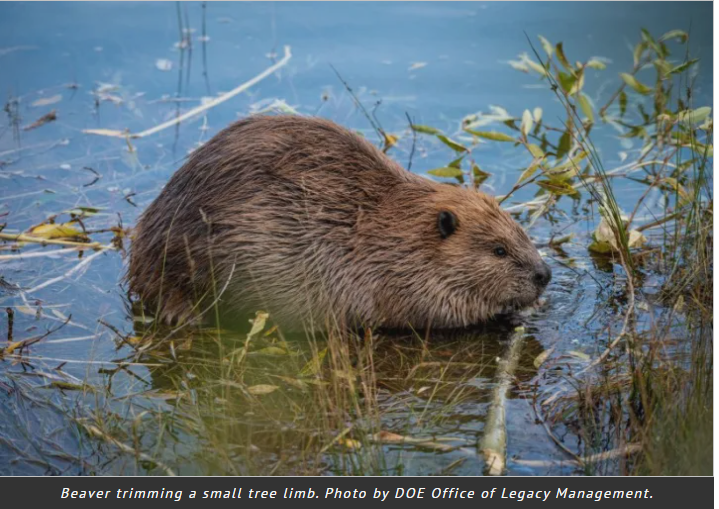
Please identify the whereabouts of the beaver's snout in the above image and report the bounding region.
[533,261,552,289]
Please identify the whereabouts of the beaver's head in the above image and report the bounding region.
[362,183,551,329]
[433,185,551,317]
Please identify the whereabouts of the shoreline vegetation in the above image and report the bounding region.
[0,24,712,476]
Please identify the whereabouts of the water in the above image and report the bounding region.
[0,2,713,475]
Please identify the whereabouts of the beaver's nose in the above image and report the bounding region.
[533,261,552,288]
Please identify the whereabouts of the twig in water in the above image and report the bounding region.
[537,254,636,409]
[78,421,177,476]
[531,394,584,464]
[405,112,417,172]
[82,166,100,187]
[580,252,635,372]
[512,444,642,469]
[2,313,71,356]
[635,211,682,232]
[23,247,111,294]
[23,110,57,131]
[98,319,137,351]
[3,354,162,368]
[0,246,110,261]
[0,232,108,249]
[83,46,292,140]
[5,307,13,341]
[329,64,385,143]
[479,326,528,475]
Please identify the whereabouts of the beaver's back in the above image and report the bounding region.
[128,115,430,326]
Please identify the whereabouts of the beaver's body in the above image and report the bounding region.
[128,116,550,329]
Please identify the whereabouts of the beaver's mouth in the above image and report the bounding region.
[498,292,542,315]
[498,300,527,315]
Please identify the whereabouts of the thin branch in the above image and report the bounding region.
[83,46,292,140]
[0,246,112,261]
[78,421,177,476]
[0,232,108,249]
[23,247,111,294]
[405,112,417,172]
[329,64,384,142]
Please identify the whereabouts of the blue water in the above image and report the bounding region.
[0,2,713,476]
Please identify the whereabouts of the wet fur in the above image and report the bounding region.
[128,116,548,329]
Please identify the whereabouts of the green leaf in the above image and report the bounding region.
[585,59,607,70]
[538,35,553,57]
[299,348,327,377]
[517,158,543,185]
[503,119,519,131]
[555,42,572,71]
[49,381,89,391]
[247,311,269,340]
[653,59,672,77]
[448,155,465,169]
[508,60,530,73]
[577,94,594,123]
[532,107,543,123]
[523,57,549,76]
[472,164,491,185]
[659,177,692,205]
[660,29,688,43]
[383,132,399,150]
[569,69,585,95]
[556,131,571,159]
[677,158,697,172]
[568,350,591,361]
[659,41,670,59]
[546,152,587,181]
[699,115,713,131]
[412,124,442,135]
[557,71,577,94]
[628,230,647,249]
[428,167,464,178]
[633,41,647,67]
[66,206,103,217]
[464,129,517,142]
[692,143,713,158]
[588,240,614,254]
[536,179,579,197]
[668,59,698,76]
[526,144,544,159]
[520,109,534,138]
[671,131,692,145]
[621,125,648,139]
[675,139,713,158]
[619,91,628,117]
[247,384,279,395]
[641,29,663,56]
[589,217,646,254]
[436,134,467,152]
[620,73,652,95]
[677,107,712,126]
[29,223,85,239]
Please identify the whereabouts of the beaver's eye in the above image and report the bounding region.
[437,211,458,239]
[493,246,508,257]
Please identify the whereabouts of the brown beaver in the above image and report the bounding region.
[127,115,551,330]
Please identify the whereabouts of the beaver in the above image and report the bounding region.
[127,115,551,330]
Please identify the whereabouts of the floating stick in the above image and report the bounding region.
[83,46,292,140]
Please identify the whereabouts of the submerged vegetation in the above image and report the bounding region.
[0,16,712,477]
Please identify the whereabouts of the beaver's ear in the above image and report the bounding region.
[437,210,458,239]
